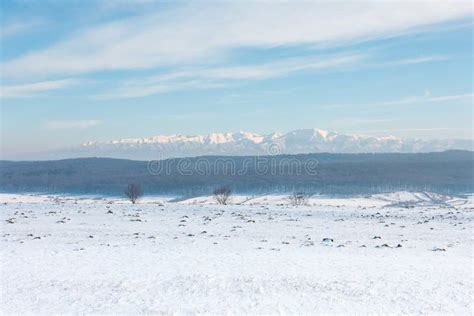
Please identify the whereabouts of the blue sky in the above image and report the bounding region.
[0,0,472,159]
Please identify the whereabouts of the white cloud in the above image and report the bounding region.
[100,53,453,99]
[44,120,102,130]
[99,54,365,98]
[376,93,473,106]
[0,79,79,98]
[185,55,363,80]
[318,92,473,110]
[0,20,44,38]
[1,1,471,79]
[384,55,450,66]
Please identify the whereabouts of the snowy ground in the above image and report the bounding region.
[1,192,473,314]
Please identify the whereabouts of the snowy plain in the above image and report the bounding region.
[1,192,473,314]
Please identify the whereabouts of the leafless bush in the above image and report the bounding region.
[288,191,309,206]
[213,185,232,205]
[125,183,143,204]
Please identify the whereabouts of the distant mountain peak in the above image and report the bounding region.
[68,128,474,160]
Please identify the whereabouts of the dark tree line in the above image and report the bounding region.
[1,151,472,196]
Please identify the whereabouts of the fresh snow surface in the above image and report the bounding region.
[1,193,473,314]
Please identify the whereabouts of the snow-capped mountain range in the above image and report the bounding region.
[60,128,473,160]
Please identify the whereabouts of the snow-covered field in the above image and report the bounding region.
[1,192,473,314]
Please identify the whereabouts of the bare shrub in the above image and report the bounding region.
[125,183,143,204]
[288,191,309,206]
[213,185,232,205]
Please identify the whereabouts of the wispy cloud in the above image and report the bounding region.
[0,20,45,38]
[320,92,473,110]
[383,55,450,66]
[44,120,102,130]
[375,93,473,107]
[99,54,365,98]
[0,79,79,98]
[1,1,471,79]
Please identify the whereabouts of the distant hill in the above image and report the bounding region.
[1,151,473,196]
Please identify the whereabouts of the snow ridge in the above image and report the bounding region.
[70,128,473,160]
